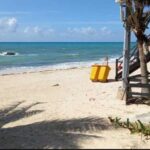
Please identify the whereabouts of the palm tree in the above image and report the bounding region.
[126,0,150,99]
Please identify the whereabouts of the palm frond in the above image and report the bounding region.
[142,0,150,6]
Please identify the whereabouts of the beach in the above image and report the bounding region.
[0,0,150,148]
[0,63,150,149]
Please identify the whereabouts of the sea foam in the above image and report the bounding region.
[0,57,117,75]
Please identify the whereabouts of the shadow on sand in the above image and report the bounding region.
[0,101,112,149]
[127,97,150,106]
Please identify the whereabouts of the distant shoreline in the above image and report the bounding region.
[0,62,116,76]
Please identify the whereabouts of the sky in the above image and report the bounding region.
[0,0,128,42]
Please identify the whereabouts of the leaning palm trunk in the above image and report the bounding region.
[137,39,150,99]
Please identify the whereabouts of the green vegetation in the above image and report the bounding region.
[108,117,150,139]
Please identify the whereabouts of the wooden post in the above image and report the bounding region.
[122,5,131,101]
[115,59,118,81]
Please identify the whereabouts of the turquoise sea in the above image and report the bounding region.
[0,42,128,74]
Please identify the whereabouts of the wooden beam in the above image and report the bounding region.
[129,83,150,88]
[128,92,150,97]
[115,59,119,81]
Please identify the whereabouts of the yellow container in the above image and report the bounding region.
[90,65,101,81]
[98,65,111,82]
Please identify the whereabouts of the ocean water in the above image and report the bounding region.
[0,42,125,74]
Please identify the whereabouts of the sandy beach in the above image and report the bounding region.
[0,63,150,149]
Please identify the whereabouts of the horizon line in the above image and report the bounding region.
[0,41,136,43]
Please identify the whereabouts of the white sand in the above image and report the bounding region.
[0,63,150,149]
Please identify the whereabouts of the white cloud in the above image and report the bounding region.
[47,28,55,33]
[67,26,112,36]
[33,26,43,34]
[0,17,18,32]
[0,21,115,42]
[100,26,111,35]
[24,26,55,36]
[60,26,114,42]
[24,26,42,34]
[80,27,96,35]
[68,27,96,35]
[101,27,107,32]
[24,27,30,33]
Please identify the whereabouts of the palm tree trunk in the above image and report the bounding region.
[138,40,150,99]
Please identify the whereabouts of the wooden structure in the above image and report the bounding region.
[115,0,131,100]
[116,44,150,80]
[115,0,150,103]
[126,73,150,104]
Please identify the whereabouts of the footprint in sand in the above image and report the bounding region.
[89,98,96,101]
